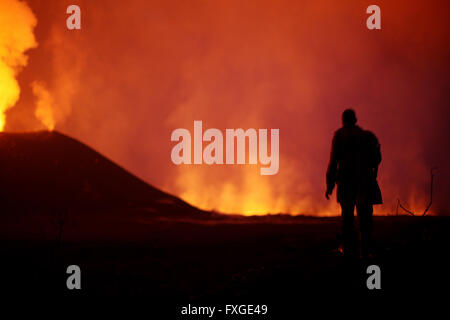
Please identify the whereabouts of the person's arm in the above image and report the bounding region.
[326,132,339,199]
[370,132,381,178]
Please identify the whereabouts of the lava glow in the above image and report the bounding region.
[1,0,449,216]
[0,0,37,130]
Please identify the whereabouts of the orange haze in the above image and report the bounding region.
[2,0,450,215]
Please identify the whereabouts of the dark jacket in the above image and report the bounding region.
[326,125,382,205]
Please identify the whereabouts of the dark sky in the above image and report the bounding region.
[4,0,450,215]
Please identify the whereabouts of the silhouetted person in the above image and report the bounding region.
[326,109,382,259]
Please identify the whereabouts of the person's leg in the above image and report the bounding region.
[357,203,373,258]
[340,202,356,256]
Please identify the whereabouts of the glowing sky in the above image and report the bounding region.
[3,0,450,215]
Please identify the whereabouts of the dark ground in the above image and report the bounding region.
[0,131,448,314]
[1,211,449,313]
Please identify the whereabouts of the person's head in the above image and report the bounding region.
[342,109,357,126]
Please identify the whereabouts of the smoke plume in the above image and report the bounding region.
[0,0,37,130]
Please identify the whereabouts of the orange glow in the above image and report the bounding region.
[2,0,449,216]
[0,0,37,130]
[0,61,19,130]
[31,81,55,131]
[176,168,288,215]
[173,159,341,216]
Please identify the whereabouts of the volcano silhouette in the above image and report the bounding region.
[0,130,202,217]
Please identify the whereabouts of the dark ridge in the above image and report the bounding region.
[0,130,204,216]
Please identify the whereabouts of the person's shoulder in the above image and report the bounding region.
[335,125,361,136]
[363,129,380,146]
[332,128,344,141]
[334,127,346,136]
[363,129,379,140]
